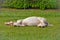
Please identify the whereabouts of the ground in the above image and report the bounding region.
[0,8,60,40]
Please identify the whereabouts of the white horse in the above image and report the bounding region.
[5,16,51,27]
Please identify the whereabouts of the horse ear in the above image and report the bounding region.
[9,21,14,25]
[17,19,23,24]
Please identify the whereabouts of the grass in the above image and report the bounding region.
[0,8,60,40]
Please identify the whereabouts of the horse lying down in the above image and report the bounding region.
[5,16,52,28]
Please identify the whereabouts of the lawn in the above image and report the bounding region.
[0,8,60,40]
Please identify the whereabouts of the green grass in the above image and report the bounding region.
[0,8,60,40]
